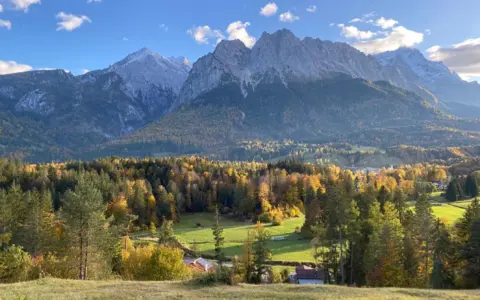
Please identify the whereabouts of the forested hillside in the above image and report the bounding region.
[107,77,480,159]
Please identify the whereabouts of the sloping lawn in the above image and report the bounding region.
[1,278,480,300]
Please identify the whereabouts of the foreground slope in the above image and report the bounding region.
[1,279,480,300]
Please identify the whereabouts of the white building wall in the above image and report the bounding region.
[298,279,323,284]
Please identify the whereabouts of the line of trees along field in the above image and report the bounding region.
[0,157,479,288]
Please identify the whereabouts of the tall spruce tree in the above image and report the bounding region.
[465,174,479,198]
[457,198,480,242]
[393,188,407,224]
[431,220,456,289]
[461,219,480,288]
[61,177,113,280]
[413,194,436,288]
[212,207,226,266]
[20,189,56,256]
[251,222,271,284]
[446,178,461,202]
[364,202,404,287]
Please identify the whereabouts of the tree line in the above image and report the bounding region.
[1,156,479,288]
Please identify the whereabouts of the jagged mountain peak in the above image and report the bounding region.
[254,29,302,52]
[177,28,394,105]
[111,48,190,70]
[259,28,297,40]
[375,47,460,83]
[214,40,250,59]
[104,48,192,97]
[216,39,249,52]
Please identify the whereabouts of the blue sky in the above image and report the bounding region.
[0,0,479,81]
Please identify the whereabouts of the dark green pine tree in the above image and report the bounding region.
[465,174,479,198]
[393,188,407,224]
[461,219,480,288]
[300,198,322,238]
[377,186,392,213]
[61,177,114,280]
[132,183,147,226]
[212,207,226,266]
[157,220,175,246]
[456,198,480,242]
[19,189,56,256]
[446,179,460,202]
[403,231,419,287]
[414,194,436,288]
[251,223,271,284]
[431,220,456,289]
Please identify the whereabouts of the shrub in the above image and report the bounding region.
[271,269,283,283]
[281,268,291,283]
[36,254,78,279]
[194,272,217,285]
[121,244,192,281]
[0,245,32,283]
[258,213,271,223]
[272,217,283,226]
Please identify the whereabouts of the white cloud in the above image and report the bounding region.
[159,23,168,32]
[0,60,33,75]
[349,12,376,24]
[279,11,299,23]
[306,5,317,13]
[353,26,424,54]
[0,4,3,12]
[375,17,398,29]
[9,0,41,12]
[56,12,92,32]
[425,29,431,35]
[260,2,278,17]
[0,19,11,30]
[87,0,102,3]
[122,37,129,41]
[226,21,256,48]
[36,67,70,73]
[427,38,480,80]
[187,25,224,45]
[338,24,376,40]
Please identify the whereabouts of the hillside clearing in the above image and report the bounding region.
[1,279,480,300]
[135,213,313,262]
[137,200,471,262]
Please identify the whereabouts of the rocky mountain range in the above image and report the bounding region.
[1,29,480,161]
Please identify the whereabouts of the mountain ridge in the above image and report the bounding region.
[1,29,480,161]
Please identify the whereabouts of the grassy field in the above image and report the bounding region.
[451,199,476,209]
[1,278,480,300]
[408,193,474,225]
[165,213,313,262]
[432,205,466,224]
[141,195,474,262]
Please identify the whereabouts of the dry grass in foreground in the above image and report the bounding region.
[1,278,480,300]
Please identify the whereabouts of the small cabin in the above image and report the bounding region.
[295,265,325,284]
[183,257,216,273]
